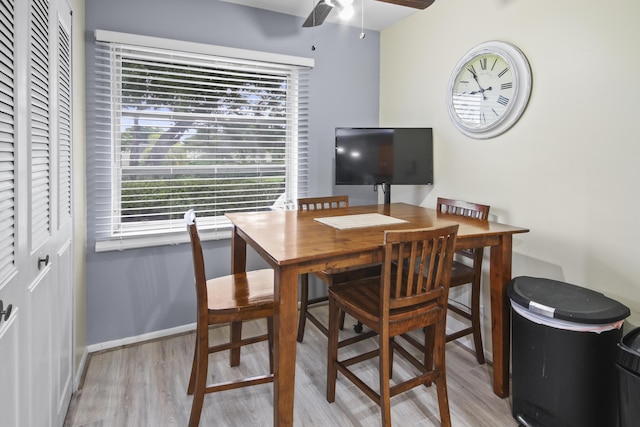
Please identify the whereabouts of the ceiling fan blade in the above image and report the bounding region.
[302,1,334,27]
[376,0,435,10]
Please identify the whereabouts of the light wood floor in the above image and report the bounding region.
[64,308,517,426]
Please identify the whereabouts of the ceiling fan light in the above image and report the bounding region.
[339,4,354,20]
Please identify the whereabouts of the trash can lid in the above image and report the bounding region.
[617,327,640,373]
[507,276,630,324]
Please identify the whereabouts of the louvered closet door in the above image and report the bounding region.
[0,0,22,425]
[0,0,73,427]
[24,0,73,425]
[1,0,73,425]
[25,0,55,425]
[52,0,73,424]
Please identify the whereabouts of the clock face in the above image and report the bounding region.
[447,41,532,139]
[452,53,513,128]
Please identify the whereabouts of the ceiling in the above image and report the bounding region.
[218,0,420,31]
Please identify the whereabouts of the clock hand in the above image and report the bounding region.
[468,69,492,99]
[470,86,493,99]
[470,70,481,87]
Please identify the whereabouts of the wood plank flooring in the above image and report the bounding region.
[64,308,517,426]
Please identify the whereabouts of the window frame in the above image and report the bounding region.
[92,30,313,252]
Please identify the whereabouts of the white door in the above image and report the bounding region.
[0,0,27,425]
[0,0,73,425]
[51,1,74,424]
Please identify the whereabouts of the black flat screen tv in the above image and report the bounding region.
[335,127,433,186]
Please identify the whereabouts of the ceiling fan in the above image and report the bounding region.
[302,0,435,27]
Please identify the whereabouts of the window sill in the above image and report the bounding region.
[94,227,232,252]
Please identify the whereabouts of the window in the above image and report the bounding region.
[93,31,312,251]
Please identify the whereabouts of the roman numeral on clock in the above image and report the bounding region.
[498,67,509,78]
[501,82,513,90]
[497,95,509,106]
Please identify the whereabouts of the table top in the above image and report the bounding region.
[226,202,529,268]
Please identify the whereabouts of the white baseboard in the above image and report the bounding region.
[86,322,197,354]
[83,303,501,369]
[73,347,89,391]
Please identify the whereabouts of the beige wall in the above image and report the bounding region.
[380,0,640,352]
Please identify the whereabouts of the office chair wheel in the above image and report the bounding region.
[354,321,363,333]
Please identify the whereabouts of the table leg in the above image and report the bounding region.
[230,226,247,366]
[273,265,298,427]
[489,235,513,398]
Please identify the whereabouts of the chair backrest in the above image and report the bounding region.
[436,198,490,261]
[185,210,208,316]
[381,225,459,312]
[298,195,348,211]
[436,197,490,220]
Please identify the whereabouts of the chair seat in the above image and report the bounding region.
[330,277,442,334]
[206,269,275,316]
[450,260,476,287]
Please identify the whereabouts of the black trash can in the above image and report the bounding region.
[507,276,630,427]
[617,327,640,427]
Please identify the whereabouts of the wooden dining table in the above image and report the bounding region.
[226,202,529,426]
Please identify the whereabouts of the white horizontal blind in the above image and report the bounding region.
[0,0,15,282]
[93,36,310,244]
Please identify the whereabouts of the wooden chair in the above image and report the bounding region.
[296,195,380,342]
[326,225,459,427]
[184,209,276,427]
[436,197,490,364]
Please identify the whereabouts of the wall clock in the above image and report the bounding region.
[446,40,532,139]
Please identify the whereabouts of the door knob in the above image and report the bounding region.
[0,300,12,324]
[38,254,50,270]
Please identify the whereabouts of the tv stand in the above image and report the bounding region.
[381,183,391,205]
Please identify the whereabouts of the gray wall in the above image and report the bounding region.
[84,0,381,344]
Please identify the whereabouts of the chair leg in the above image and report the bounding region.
[434,374,452,427]
[326,296,340,403]
[297,273,310,342]
[338,310,346,330]
[188,323,209,427]
[388,337,394,379]
[422,324,435,388]
[433,320,452,427]
[187,329,199,395]
[229,321,243,367]
[423,325,435,371]
[267,316,274,374]
[470,278,485,364]
[379,330,392,427]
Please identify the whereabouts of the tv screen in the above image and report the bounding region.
[335,127,433,185]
